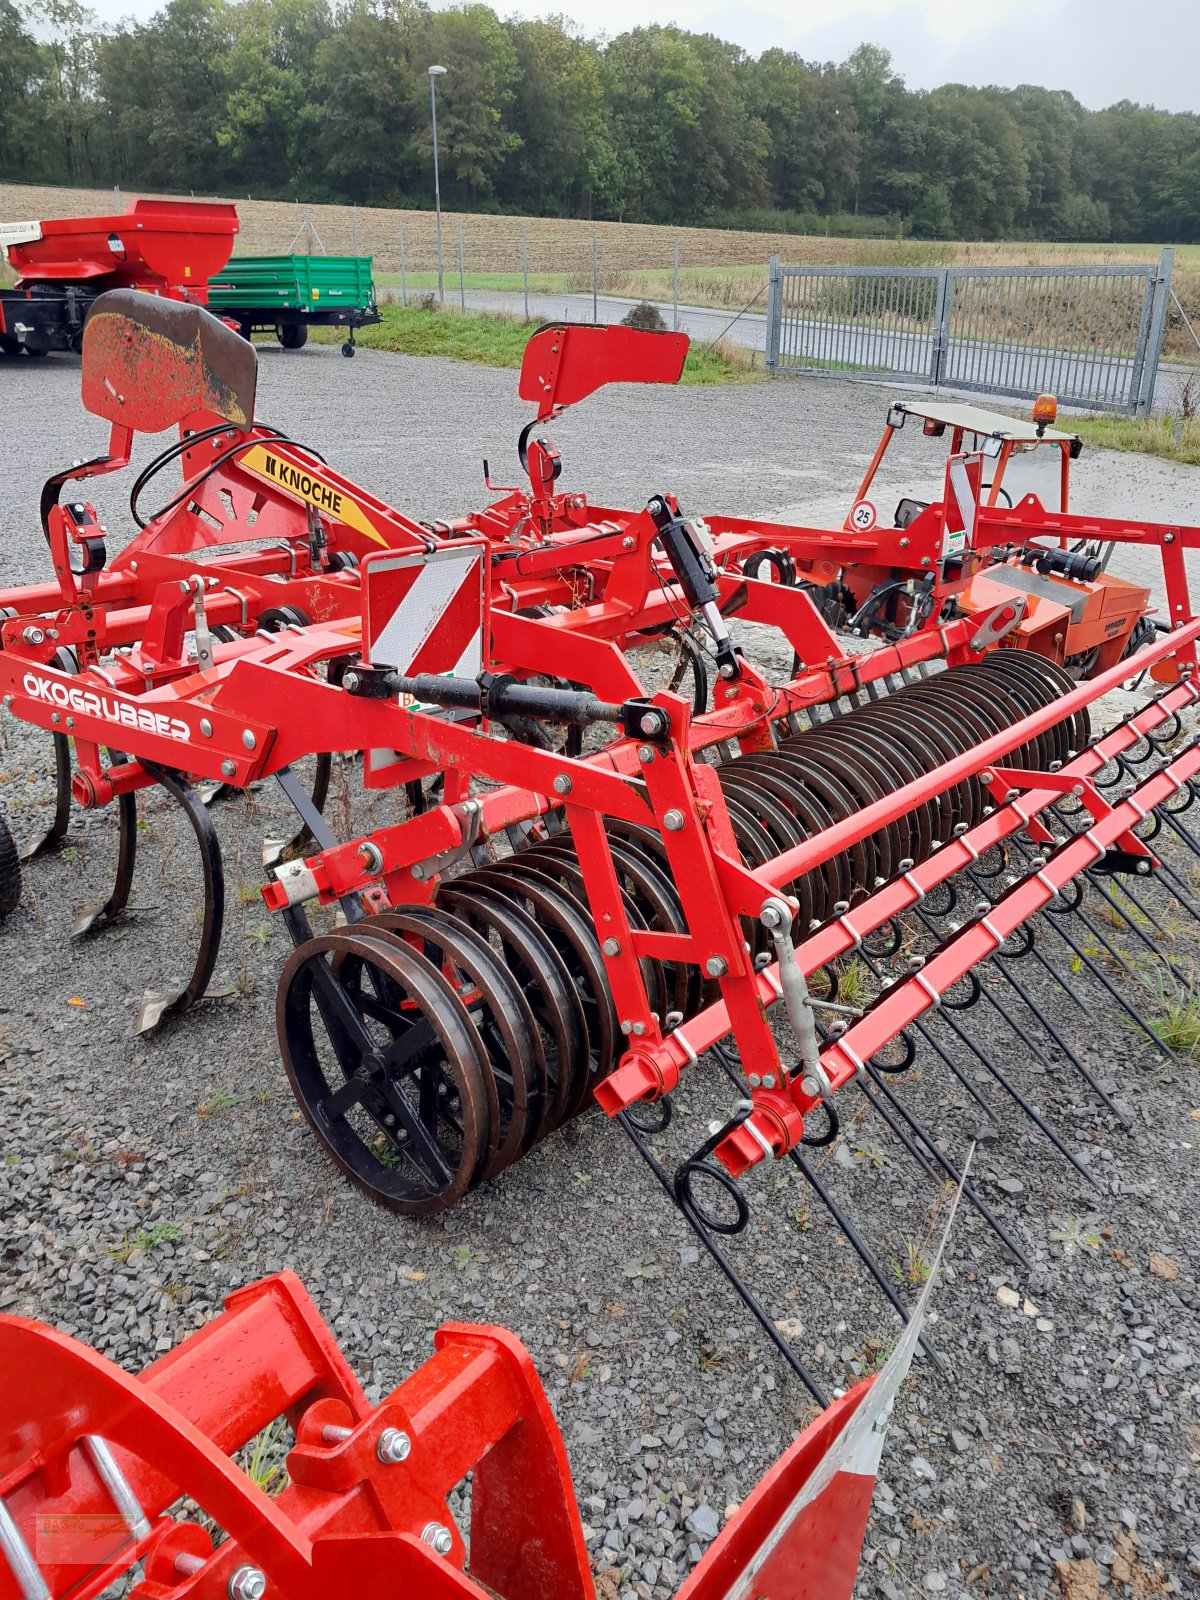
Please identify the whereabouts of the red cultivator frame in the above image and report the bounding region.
[3,291,1200,1402]
[0,1261,950,1600]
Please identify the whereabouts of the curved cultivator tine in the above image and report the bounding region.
[70,763,138,938]
[133,763,227,1035]
[17,729,73,862]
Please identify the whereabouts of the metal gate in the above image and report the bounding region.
[765,250,1174,415]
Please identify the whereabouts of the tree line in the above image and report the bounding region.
[3,0,1198,242]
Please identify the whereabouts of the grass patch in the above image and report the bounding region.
[1072,412,1200,466]
[1147,972,1200,1053]
[316,303,761,383]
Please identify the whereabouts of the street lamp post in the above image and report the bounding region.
[428,64,447,303]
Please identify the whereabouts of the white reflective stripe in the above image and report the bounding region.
[836,1040,866,1077]
[914,971,941,1007]
[949,458,978,544]
[743,1117,775,1163]
[372,553,481,674]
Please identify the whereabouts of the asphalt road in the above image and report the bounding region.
[422,285,1187,415]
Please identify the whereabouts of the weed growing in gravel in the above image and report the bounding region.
[890,1238,931,1285]
[242,1419,289,1497]
[836,957,870,1006]
[1145,972,1200,1053]
[1050,1216,1102,1256]
[107,1222,181,1261]
[199,1088,242,1116]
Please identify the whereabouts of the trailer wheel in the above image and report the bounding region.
[0,335,18,358]
[279,322,308,351]
[341,341,355,359]
[0,807,21,920]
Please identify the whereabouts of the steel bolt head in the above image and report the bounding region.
[376,1427,412,1464]
[746,1073,761,1088]
[705,956,728,978]
[632,1021,646,1036]
[228,1566,266,1600]
[51,712,60,725]
[242,729,256,751]
[801,1075,821,1098]
[221,759,236,778]
[199,717,213,738]
[602,937,621,956]
[637,744,655,763]
[421,1522,454,1557]
[663,808,685,832]
[552,774,573,795]
[762,1073,776,1090]
[344,670,361,692]
[638,711,661,736]
[21,625,45,646]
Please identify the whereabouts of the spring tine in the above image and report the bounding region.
[932,997,1100,1185]
[616,1110,829,1404]
[1082,874,1196,989]
[958,859,1090,1010]
[710,1038,944,1365]
[861,1065,1029,1267]
[986,946,1132,1128]
[787,1144,946,1371]
[1031,900,1183,1065]
[909,897,1132,1125]
[856,949,999,1120]
[853,1076,942,1181]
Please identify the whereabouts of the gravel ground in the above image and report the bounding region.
[2,345,1200,1599]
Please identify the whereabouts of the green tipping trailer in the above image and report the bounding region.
[206,254,381,357]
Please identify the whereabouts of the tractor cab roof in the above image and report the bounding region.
[888,399,1081,449]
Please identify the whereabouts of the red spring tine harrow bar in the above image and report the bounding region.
[3,291,1200,1396]
[0,1256,952,1600]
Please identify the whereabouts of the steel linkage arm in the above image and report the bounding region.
[0,1272,593,1600]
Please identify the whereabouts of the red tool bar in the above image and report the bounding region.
[819,733,1200,1094]
[596,676,1199,1115]
[762,620,1200,891]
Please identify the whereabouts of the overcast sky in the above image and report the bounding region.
[82,0,1198,115]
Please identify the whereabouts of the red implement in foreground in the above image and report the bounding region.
[0,1263,940,1600]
